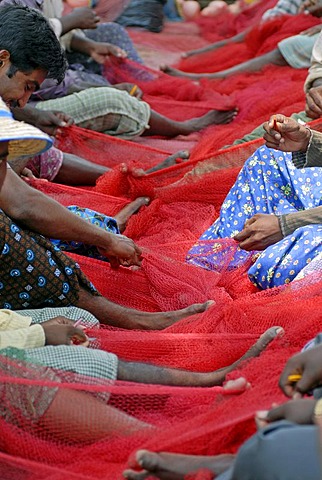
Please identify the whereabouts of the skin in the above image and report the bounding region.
[161,49,287,80]
[0,50,46,109]
[277,343,322,399]
[0,67,212,330]
[306,83,322,119]
[234,114,312,252]
[59,6,100,34]
[41,317,89,346]
[123,335,322,480]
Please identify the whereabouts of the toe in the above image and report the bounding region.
[123,469,150,480]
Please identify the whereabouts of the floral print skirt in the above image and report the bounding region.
[187,145,322,289]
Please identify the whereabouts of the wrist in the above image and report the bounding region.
[299,125,313,152]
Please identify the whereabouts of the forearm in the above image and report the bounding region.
[70,34,95,55]
[279,205,322,237]
[1,169,114,248]
[11,105,39,125]
[59,14,81,35]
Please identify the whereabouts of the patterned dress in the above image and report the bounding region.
[187,145,322,289]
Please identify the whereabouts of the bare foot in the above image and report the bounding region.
[115,197,150,232]
[160,64,214,80]
[201,326,284,386]
[146,150,190,174]
[123,450,235,480]
[132,300,215,330]
[223,376,250,393]
[182,109,238,131]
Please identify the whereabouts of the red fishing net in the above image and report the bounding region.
[3,3,322,477]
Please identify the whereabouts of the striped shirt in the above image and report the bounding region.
[262,0,305,21]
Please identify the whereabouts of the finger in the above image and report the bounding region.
[55,316,74,326]
[70,330,89,346]
[264,405,285,423]
[233,228,250,242]
[306,93,322,116]
[255,410,270,430]
[238,238,257,251]
[109,257,121,270]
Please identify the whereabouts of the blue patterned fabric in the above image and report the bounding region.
[50,206,119,262]
[187,146,322,289]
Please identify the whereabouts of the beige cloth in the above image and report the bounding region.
[0,310,45,349]
[44,0,85,51]
[304,30,322,92]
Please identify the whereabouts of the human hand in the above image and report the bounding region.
[21,167,36,180]
[263,114,312,152]
[66,7,100,29]
[89,42,127,64]
[300,0,322,16]
[256,398,317,428]
[306,85,322,119]
[42,319,89,346]
[113,83,143,99]
[32,110,74,136]
[278,344,322,398]
[233,214,283,251]
[98,234,143,269]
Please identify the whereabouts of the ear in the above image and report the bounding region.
[0,50,10,68]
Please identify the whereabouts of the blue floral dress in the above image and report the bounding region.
[187,145,322,289]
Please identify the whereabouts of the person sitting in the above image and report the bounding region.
[9,143,191,186]
[123,332,322,479]
[0,305,278,443]
[161,0,322,80]
[0,2,237,139]
[0,5,215,331]
[180,0,308,59]
[0,118,282,437]
[176,0,242,21]
[187,114,322,289]
[0,305,281,411]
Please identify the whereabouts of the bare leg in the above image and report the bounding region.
[54,153,109,186]
[117,327,283,385]
[39,388,151,444]
[161,49,287,80]
[182,30,248,58]
[56,151,191,187]
[145,150,190,174]
[77,287,214,329]
[145,109,238,137]
[115,197,150,232]
[123,451,236,480]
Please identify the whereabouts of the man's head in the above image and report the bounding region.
[0,4,67,108]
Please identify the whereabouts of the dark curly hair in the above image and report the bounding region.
[0,3,67,83]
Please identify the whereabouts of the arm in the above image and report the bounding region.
[70,35,127,62]
[0,310,45,349]
[11,106,73,136]
[279,205,322,236]
[59,8,100,35]
[0,310,89,348]
[182,30,249,58]
[1,168,142,267]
